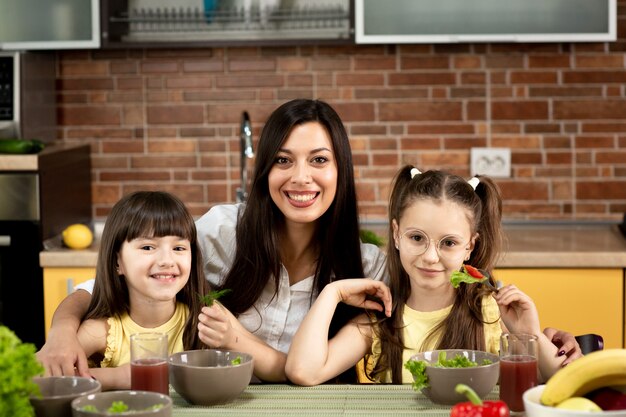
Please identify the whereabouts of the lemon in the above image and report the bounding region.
[555,397,602,412]
[62,224,93,249]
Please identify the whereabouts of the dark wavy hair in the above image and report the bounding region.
[369,166,503,383]
[218,99,365,369]
[83,191,210,351]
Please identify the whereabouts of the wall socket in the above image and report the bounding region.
[470,147,511,178]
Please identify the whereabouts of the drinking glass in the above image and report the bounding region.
[499,333,538,412]
[130,332,169,395]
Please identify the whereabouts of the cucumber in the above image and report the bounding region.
[0,138,45,154]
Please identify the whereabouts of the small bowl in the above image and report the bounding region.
[409,349,500,405]
[523,385,626,417]
[169,349,254,405]
[71,390,172,417]
[29,376,102,417]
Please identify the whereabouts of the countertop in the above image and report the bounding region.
[39,223,626,269]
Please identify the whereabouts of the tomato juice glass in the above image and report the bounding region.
[130,332,169,395]
[499,333,538,412]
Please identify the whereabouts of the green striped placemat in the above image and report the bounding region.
[170,384,503,417]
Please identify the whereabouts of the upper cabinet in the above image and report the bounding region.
[101,0,352,48]
[0,0,100,50]
[355,0,616,44]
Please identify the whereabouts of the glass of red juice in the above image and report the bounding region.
[130,332,169,396]
[499,333,538,412]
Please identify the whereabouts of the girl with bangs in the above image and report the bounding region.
[76,191,210,390]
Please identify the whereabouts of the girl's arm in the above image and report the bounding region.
[198,303,288,382]
[494,285,566,381]
[285,279,392,386]
[36,290,92,377]
[76,318,131,390]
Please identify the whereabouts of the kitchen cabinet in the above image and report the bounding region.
[101,0,352,48]
[43,268,95,337]
[495,268,624,349]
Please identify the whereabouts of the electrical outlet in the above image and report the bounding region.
[470,148,511,178]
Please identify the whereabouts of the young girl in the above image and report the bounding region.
[76,191,211,390]
[286,166,566,385]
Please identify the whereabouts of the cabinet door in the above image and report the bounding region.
[495,269,623,349]
[43,268,95,337]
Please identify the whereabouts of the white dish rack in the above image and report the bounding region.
[113,0,350,42]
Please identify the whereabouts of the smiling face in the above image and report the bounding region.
[268,122,338,226]
[117,235,191,304]
[393,198,477,293]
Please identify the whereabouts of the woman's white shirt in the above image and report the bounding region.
[195,203,388,354]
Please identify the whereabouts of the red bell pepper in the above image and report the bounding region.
[463,265,484,279]
[450,384,509,417]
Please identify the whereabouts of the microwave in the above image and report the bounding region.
[0,51,56,142]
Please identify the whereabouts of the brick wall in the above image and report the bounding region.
[57,7,626,221]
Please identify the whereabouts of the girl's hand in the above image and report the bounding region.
[197,303,236,348]
[493,284,541,335]
[329,279,392,317]
[543,327,584,365]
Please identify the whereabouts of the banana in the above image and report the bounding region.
[541,349,626,406]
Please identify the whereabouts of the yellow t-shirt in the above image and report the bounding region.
[364,295,501,383]
[100,302,188,368]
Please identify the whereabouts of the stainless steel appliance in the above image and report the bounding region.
[0,145,92,348]
[0,51,56,142]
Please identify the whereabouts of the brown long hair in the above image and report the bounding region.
[369,166,503,383]
[217,99,365,357]
[83,191,210,350]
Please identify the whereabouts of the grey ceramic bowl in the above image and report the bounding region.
[169,349,254,405]
[71,390,172,417]
[29,376,102,417]
[409,349,500,405]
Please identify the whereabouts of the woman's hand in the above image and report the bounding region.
[197,303,236,348]
[330,279,392,317]
[543,327,584,365]
[494,284,541,336]
[36,327,90,377]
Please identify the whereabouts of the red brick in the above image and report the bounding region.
[148,140,197,153]
[575,136,615,148]
[529,87,603,97]
[555,100,626,119]
[277,57,308,71]
[216,75,284,88]
[510,71,558,84]
[401,137,441,150]
[498,181,549,200]
[131,156,197,169]
[354,88,429,99]
[60,62,109,76]
[355,57,396,70]
[408,124,474,134]
[525,123,561,134]
[379,102,462,121]
[166,77,212,88]
[331,102,376,122]
[563,71,626,83]
[102,140,144,153]
[543,137,572,149]
[310,58,351,71]
[575,55,624,68]
[491,101,548,120]
[528,55,571,68]
[100,171,171,181]
[229,58,276,72]
[141,61,179,73]
[60,78,114,90]
[577,181,626,199]
[61,106,121,125]
[451,87,486,98]
[453,56,482,69]
[92,184,121,204]
[111,61,138,74]
[401,56,450,70]
[485,55,524,68]
[147,105,204,124]
[389,72,456,86]
[336,73,385,86]
[596,151,626,163]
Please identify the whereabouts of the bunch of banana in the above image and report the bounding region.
[541,349,626,407]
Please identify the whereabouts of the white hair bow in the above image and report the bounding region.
[410,168,421,179]
[467,177,480,190]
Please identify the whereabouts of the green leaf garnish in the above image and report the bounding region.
[231,356,242,365]
[450,267,487,288]
[107,400,129,413]
[199,289,232,307]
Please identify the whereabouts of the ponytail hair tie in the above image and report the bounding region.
[410,168,422,179]
[467,177,480,190]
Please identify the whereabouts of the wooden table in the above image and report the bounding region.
[170,384,515,417]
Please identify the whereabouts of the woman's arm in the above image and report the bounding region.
[495,285,565,381]
[285,279,392,386]
[36,289,92,377]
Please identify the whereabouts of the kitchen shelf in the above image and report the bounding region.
[101,0,353,48]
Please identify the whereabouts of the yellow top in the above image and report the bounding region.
[100,302,188,367]
[362,295,501,383]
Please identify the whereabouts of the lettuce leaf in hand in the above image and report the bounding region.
[450,265,487,288]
